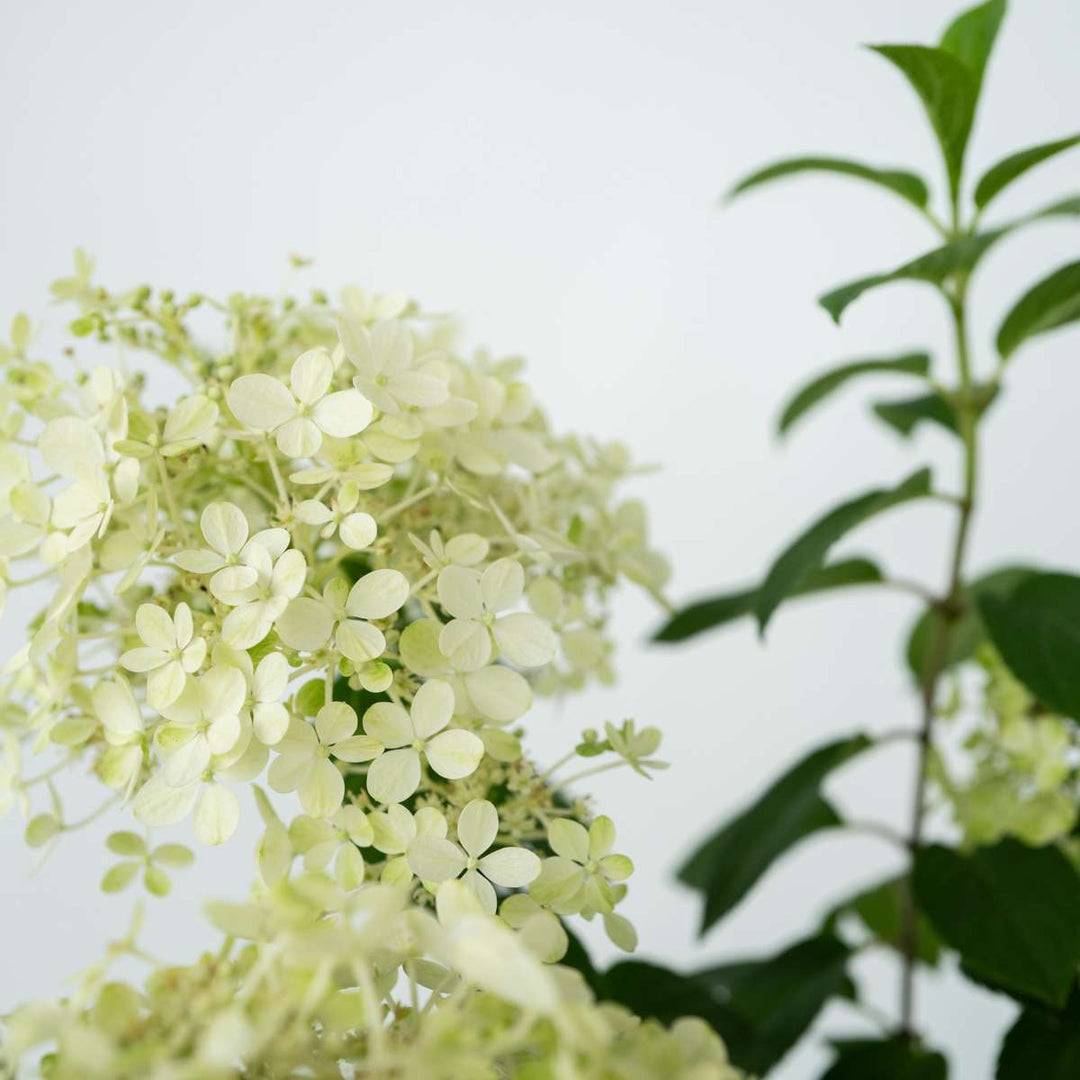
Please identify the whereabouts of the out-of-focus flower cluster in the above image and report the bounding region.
[0,257,732,1078]
[934,646,1080,849]
[0,883,742,1080]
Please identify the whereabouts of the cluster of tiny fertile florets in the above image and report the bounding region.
[0,256,738,1079]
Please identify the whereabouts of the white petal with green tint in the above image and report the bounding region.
[425,729,484,781]
[227,374,296,431]
[366,747,421,804]
[457,799,498,857]
[194,783,239,846]
[345,569,409,620]
[407,836,467,882]
[411,678,454,739]
[479,847,541,888]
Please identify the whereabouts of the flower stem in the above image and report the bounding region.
[898,268,979,1036]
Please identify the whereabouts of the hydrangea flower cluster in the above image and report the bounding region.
[0,258,738,1078]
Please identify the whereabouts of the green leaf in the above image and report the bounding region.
[654,557,882,643]
[869,44,978,204]
[978,572,1080,718]
[101,861,140,894]
[105,831,147,858]
[679,734,872,933]
[826,876,942,966]
[778,352,931,436]
[755,468,931,632]
[975,133,1080,210]
[996,260,1080,360]
[997,985,1080,1079]
[871,382,998,438]
[820,198,1080,323]
[696,934,855,1075]
[600,960,745,1034]
[872,393,957,437]
[939,0,1006,95]
[728,157,929,208]
[905,565,1038,683]
[821,1037,948,1080]
[913,840,1080,1007]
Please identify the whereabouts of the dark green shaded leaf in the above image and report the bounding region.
[755,468,931,632]
[871,382,998,438]
[978,572,1080,718]
[559,926,607,998]
[601,961,744,1031]
[975,133,1080,210]
[996,260,1080,360]
[697,934,855,1075]
[820,197,1080,323]
[869,44,978,203]
[906,565,1038,683]
[728,157,929,208]
[914,840,1080,1006]
[939,0,1006,94]
[779,352,931,436]
[873,394,957,437]
[654,557,882,643]
[822,1037,948,1080]
[997,985,1080,1079]
[826,876,942,966]
[679,735,872,933]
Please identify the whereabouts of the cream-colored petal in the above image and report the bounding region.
[315,701,357,746]
[289,348,333,405]
[548,819,590,864]
[437,565,484,620]
[345,569,410,620]
[407,836,467,883]
[479,847,541,888]
[366,747,421,805]
[492,612,558,668]
[438,618,491,672]
[424,729,484,781]
[362,702,412,748]
[456,798,498,858]
[410,678,455,739]
[276,597,334,652]
[463,665,531,722]
[227,374,296,431]
[299,758,345,819]
[480,558,524,613]
[194,784,240,846]
[313,389,374,438]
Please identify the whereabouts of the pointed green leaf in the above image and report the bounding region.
[822,1037,948,1080]
[696,934,855,1075]
[869,44,978,203]
[939,0,1007,94]
[872,393,958,437]
[654,557,882,643]
[977,572,1080,718]
[728,157,929,208]
[820,197,1080,323]
[906,565,1039,683]
[755,469,932,632]
[679,734,872,933]
[975,133,1080,210]
[779,352,931,436]
[997,986,1080,1080]
[914,840,1080,1007]
[871,382,998,438]
[996,260,1080,360]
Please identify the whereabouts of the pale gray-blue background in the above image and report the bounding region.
[2,2,1078,1075]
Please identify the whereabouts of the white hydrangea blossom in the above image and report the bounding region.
[0,263,700,1080]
